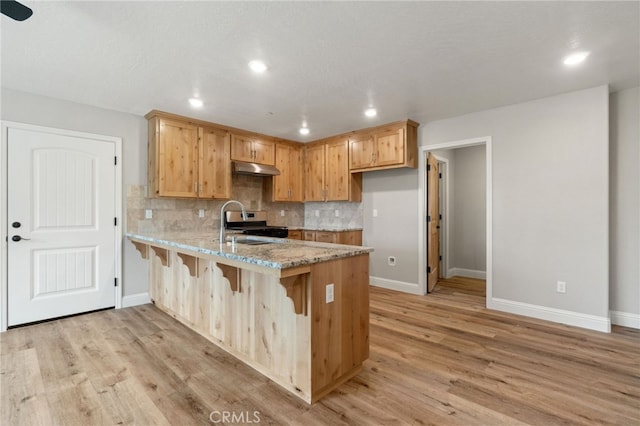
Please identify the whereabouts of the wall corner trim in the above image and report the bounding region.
[370,276,423,295]
[610,310,640,329]
[488,297,611,333]
[122,292,151,308]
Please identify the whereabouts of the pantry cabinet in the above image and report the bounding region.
[147,115,232,199]
[305,138,362,202]
[265,143,303,202]
[348,120,419,172]
[231,134,275,165]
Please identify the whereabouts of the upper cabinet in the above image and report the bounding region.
[348,120,419,172]
[265,143,303,202]
[231,134,275,165]
[199,126,232,199]
[147,112,231,199]
[305,138,362,202]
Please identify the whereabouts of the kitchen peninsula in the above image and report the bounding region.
[127,232,372,403]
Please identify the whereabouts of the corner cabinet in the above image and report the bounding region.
[305,138,362,202]
[265,143,304,202]
[147,114,231,199]
[349,120,419,172]
[231,134,275,165]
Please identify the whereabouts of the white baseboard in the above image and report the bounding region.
[370,276,423,295]
[610,311,640,329]
[488,297,611,333]
[122,292,151,308]
[447,267,486,280]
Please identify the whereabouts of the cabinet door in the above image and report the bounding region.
[253,139,275,165]
[348,134,375,170]
[337,230,362,246]
[315,231,338,244]
[375,127,405,167]
[305,144,326,201]
[303,231,316,241]
[326,139,350,201]
[287,230,303,240]
[199,127,231,199]
[288,145,303,201]
[230,134,255,163]
[273,144,292,201]
[157,118,198,197]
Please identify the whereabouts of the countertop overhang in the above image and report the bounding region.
[126,232,373,274]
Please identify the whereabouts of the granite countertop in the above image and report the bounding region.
[126,232,373,270]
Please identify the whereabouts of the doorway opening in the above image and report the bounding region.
[418,137,492,304]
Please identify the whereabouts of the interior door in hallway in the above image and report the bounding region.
[7,126,117,326]
[427,152,440,292]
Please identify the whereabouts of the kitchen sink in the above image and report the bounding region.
[235,239,273,245]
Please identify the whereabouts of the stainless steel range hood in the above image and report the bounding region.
[232,161,281,177]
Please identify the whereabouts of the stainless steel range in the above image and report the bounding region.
[224,211,289,238]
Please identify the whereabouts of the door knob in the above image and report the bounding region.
[11,235,30,242]
[11,222,21,228]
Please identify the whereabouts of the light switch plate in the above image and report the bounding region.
[326,283,334,303]
[373,209,378,217]
[334,210,339,217]
[280,210,285,217]
[198,209,205,218]
[145,209,152,219]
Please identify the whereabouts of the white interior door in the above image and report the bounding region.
[7,126,116,326]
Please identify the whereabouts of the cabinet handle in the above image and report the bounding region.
[194,182,198,194]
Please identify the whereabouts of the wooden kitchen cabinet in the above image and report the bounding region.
[287,230,303,240]
[199,126,232,198]
[302,230,362,245]
[305,138,362,202]
[349,120,419,172]
[231,134,275,165]
[147,115,232,199]
[265,143,303,202]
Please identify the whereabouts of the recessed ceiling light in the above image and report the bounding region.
[563,51,590,66]
[364,107,377,117]
[248,60,268,73]
[189,98,203,108]
[299,127,310,135]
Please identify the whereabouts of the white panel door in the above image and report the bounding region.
[7,127,116,326]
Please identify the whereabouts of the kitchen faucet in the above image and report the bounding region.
[219,200,247,243]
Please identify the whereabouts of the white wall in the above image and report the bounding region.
[450,145,486,274]
[609,87,640,322]
[363,168,421,292]
[423,86,610,325]
[1,88,149,297]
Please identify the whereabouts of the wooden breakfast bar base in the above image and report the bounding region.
[129,235,370,404]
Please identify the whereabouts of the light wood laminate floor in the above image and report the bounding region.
[2,277,638,425]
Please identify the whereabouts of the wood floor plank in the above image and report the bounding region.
[1,277,638,425]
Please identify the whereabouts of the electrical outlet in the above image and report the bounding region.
[335,210,340,217]
[557,281,566,294]
[326,283,334,303]
[373,209,378,217]
[280,209,285,217]
[198,209,205,218]
[388,256,396,266]
[315,210,320,217]
[145,209,152,219]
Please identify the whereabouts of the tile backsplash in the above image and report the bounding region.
[127,175,304,233]
[127,175,363,233]
[303,202,363,229]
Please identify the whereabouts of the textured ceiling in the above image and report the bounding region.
[2,1,639,141]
